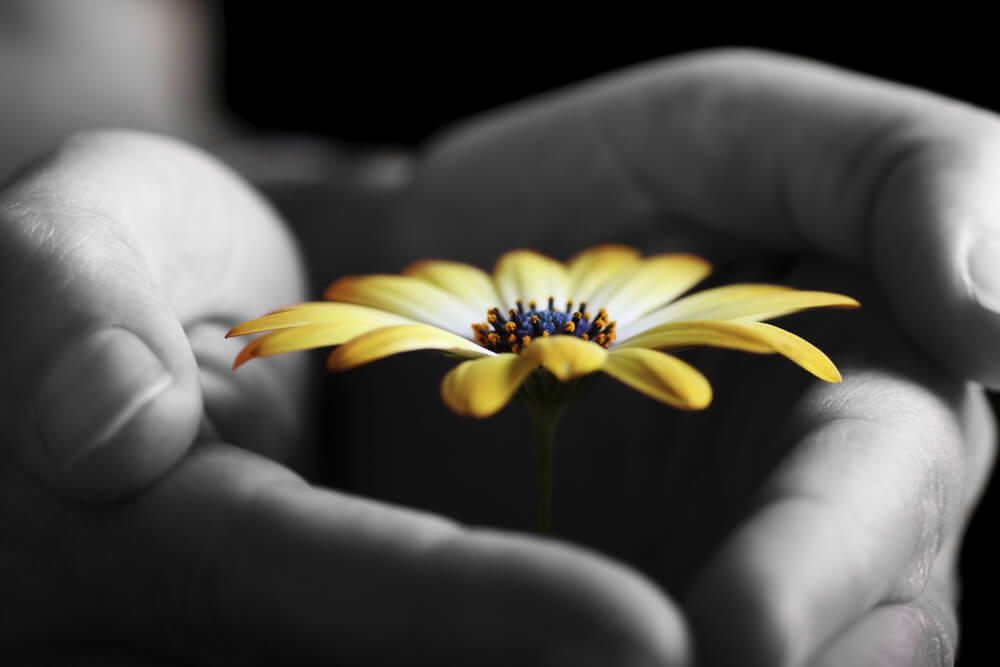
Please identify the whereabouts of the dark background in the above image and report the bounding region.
[220,8,999,664]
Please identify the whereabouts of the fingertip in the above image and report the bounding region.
[0,128,306,503]
[41,368,201,502]
[960,238,1000,388]
[884,244,1000,389]
[864,128,1000,389]
[22,325,203,503]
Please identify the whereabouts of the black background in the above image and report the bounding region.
[220,7,999,664]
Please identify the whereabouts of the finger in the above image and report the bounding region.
[403,48,1000,387]
[683,361,991,666]
[810,596,957,667]
[809,407,984,667]
[809,535,960,667]
[7,442,690,666]
[0,130,306,501]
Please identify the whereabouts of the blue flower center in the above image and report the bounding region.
[472,297,616,354]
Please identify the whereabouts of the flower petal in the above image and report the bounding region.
[520,335,608,381]
[617,320,842,383]
[440,354,538,417]
[587,253,712,326]
[324,275,481,336]
[402,259,502,314]
[227,302,417,338]
[327,324,493,371]
[566,244,642,305]
[742,322,843,382]
[233,323,377,369]
[492,249,569,312]
[602,347,712,410]
[617,320,775,353]
[618,284,859,340]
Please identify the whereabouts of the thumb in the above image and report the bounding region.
[0,132,211,501]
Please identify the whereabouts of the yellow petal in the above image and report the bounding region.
[618,320,842,383]
[327,324,493,371]
[619,284,859,340]
[617,319,775,353]
[402,259,502,314]
[440,354,538,417]
[520,335,608,381]
[566,244,642,305]
[587,253,712,326]
[227,302,416,338]
[602,348,712,410]
[233,323,371,369]
[325,275,481,336]
[492,249,569,312]
[743,321,842,382]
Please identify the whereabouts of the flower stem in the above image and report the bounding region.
[531,405,559,534]
[517,369,597,534]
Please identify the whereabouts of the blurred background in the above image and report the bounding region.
[221,10,1000,145]
[2,2,996,663]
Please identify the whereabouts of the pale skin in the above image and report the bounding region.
[0,15,996,667]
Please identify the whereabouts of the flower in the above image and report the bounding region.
[227,245,858,417]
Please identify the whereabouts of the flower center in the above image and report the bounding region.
[472,297,616,354]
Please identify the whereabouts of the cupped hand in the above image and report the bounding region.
[674,261,992,667]
[570,262,992,667]
[379,49,1000,664]
[0,131,688,665]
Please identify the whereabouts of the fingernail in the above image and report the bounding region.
[36,327,172,468]
[968,238,1000,312]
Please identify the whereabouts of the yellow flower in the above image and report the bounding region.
[227,245,858,417]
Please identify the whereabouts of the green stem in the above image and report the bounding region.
[518,369,596,534]
[531,407,559,534]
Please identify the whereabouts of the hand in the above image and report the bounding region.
[370,49,999,664]
[4,48,995,666]
[676,261,992,667]
[0,131,689,665]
